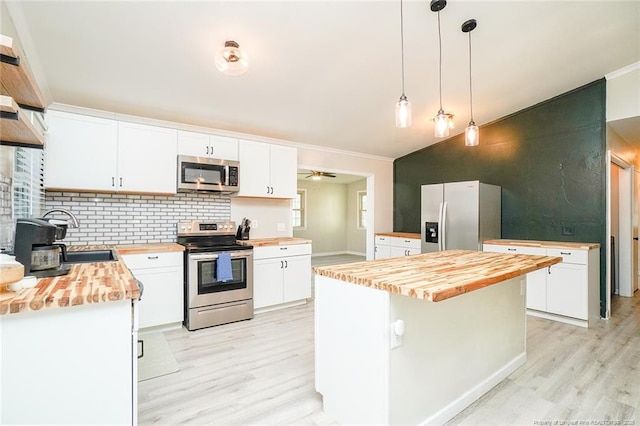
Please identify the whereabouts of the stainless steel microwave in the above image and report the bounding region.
[177,155,240,193]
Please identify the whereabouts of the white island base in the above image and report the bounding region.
[314,275,527,425]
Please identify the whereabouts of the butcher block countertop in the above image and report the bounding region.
[375,232,421,239]
[0,243,183,316]
[237,237,312,247]
[483,239,600,250]
[313,249,562,302]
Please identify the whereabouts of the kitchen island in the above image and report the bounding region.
[313,249,561,425]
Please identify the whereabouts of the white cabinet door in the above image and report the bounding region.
[117,122,177,193]
[527,268,548,311]
[253,257,284,309]
[238,139,271,197]
[390,246,412,257]
[177,130,209,157]
[178,131,238,161]
[546,263,588,319]
[270,144,297,198]
[122,252,183,329]
[45,110,118,191]
[210,135,239,161]
[375,244,391,259]
[283,255,311,302]
[406,248,421,256]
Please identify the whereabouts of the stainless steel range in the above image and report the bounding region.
[177,221,253,331]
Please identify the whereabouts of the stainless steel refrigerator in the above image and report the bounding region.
[420,181,501,253]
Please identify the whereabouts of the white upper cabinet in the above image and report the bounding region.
[117,122,177,194]
[45,110,118,192]
[45,110,177,194]
[177,130,238,161]
[237,139,297,198]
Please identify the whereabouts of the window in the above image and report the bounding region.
[357,191,367,229]
[292,189,306,228]
[13,147,44,219]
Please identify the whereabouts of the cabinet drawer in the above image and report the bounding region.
[390,237,421,250]
[483,244,546,256]
[375,236,390,246]
[546,248,587,265]
[253,243,312,260]
[121,251,183,270]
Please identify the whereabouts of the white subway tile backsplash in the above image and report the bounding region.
[46,191,231,245]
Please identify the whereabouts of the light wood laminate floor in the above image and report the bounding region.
[139,293,640,425]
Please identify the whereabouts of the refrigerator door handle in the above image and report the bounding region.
[441,201,448,251]
[438,201,444,251]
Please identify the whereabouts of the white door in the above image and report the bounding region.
[177,130,209,157]
[132,268,183,329]
[270,144,297,198]
[238,139,271,197]
[527,268,547,311]
[375,244,391,259]
[546,263,588,320]
[45,110,118,191]
[209,135,239,161]
[283,255,311,302]
[117,122,177,193]
[253,258,284,308]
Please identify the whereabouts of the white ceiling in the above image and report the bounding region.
[297,169,365,185]
[7,1,640,159]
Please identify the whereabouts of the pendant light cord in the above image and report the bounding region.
[437,10,443,110]
[400,0,406,97]
[468,30,473,121]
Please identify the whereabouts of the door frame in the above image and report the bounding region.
[606,151,634,318]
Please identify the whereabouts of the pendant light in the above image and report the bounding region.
[395,0,411,128]
[215,40,249,76]
[431,0,453,138]
[462,19,479,146]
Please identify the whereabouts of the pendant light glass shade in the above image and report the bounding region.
[462,19,478,146]
[215,40,249,76]
[465,121,479,146]
[395,0,411,128]
[434,109,450,137]
[396,95,412,128]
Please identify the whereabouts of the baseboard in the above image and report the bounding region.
[345,251,366,256]
[526,309,587,328]
[420,352,527,426]
[139,322,183,335]
[254,299,308,314]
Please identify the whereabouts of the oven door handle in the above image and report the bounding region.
[189,252,250,261]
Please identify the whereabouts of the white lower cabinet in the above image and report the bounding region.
[375,235,421,259]
[253,244,311,310]
[483,242,600,327]
[121,251,184,330]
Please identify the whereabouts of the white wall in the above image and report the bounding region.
[606,62,640,122]
[230,197,293,239]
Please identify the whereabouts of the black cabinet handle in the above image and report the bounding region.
[206,146,209,155]
[285,260,288,268]
[147,255,159,260]
[560,252,571,255]
[119,177,123,187]
[112,177,115,187]
[507,248,517,251]
[280,260,284,269]
[634,237,638,241]
[267,186,270,194]
[138,339,144,359]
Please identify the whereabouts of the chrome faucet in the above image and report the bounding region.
[42,208,80,228]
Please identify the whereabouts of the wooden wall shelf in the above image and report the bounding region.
[0,95,45,148]
[0,34,46,112]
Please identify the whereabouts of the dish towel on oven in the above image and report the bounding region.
[217,252,233,282]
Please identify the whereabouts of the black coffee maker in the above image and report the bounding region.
[13,218,71,278]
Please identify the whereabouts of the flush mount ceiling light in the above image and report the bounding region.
[215,40,249,76]
[431,0,454,138]
[462,19,479,147]
[395,0,411,128]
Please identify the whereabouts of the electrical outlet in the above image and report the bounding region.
[561,225,575,236]
[277,223,285,232]
[252,219,258,229]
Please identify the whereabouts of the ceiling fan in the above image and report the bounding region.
[298,171,337,180]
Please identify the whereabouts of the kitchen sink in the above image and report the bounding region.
[64,249,117,264]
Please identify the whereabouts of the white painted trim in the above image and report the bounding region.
[606,151,612,319]
[253,299,307,315]
[605,61,640,80]
[420,353,527,426]
[48,103,393,162]
[526,310,588,328]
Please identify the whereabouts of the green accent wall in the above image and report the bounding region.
[393,79,607,316]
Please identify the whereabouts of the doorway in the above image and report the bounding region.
[606,151,636,319]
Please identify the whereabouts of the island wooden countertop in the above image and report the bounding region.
[237,237,312,247]
[375,232,421,239]
[0,243,184,316]
[313,249,562,302]
[483,239,600,250]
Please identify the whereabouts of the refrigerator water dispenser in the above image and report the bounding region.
[425,222,439,243]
